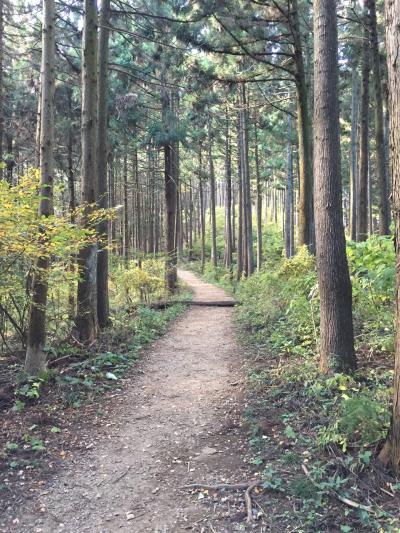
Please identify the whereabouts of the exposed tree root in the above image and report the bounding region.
[181,480,261,523]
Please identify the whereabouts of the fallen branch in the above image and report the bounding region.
[301,464,373,513]
[49,353,79,367]
[181,482,250,491]
[143,300,237,309]
[181,480,260,524]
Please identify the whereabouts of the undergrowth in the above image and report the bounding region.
[189,232,399,531]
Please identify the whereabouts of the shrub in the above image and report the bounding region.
[110,260,166,307]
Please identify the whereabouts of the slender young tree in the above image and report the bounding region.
[96,0,111,328]
[379,0,400,473]
[25,0,56,375]
[313,0,356,374]
[76,0,99,342]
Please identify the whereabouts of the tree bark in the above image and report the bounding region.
[123,153,129,263]
[0,0,3,180]
[357,7,370,241]
[285,113,294,258]
[313,0,356,374]
[350,61,359,241]
[76,0,99,343]
[207,109,218,268]
[162,86,177,291]
[239,84,254,276]
[368,0,390,235]
[254,116,263,269]
[379,0,400,473]
[236,110,243,281]
[25,0,56,376]
[289,0,315,252]
[198,146,206,273]
[224,109,233,270]
[67,86,76,320]
[96,0,111,328]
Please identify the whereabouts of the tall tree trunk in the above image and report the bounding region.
[239,84,254,276]
[207,109,218,268]
[285,113,294,258]
[67,86,76,320]
[133,146,141,252]
[289,0,315,252]
[313,0,356,374]
[123,153,129,263]
[96,0,110,327]
[25,0,55,375]
[188,175,194,260]
[357,8,371,241]
[76,0,99,342]
[224,110,233,270]
[236,111,243,281]
[35,82,41,169]
[350,62,359,241]
[379,0,400,473]
[162,86,177,291]
[255,116,263,270]
[368,0,390,235]
[198,147,205,273]
[0,0,3,180]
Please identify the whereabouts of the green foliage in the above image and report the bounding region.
[110,259,166,307]
[235,231,396,531]
[237,245,318,356]
[261,464,285,492]
[22,434,46,452]
[348,236,395,303]
[318,391,390,451]
[0,171,111,350]
[16,379,42,400]
[348,236,395,353]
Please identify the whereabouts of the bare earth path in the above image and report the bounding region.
[3,270,258,533]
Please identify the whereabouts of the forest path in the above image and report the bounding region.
[5,270,256,533]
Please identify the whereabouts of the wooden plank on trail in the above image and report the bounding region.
[145,300,237,309]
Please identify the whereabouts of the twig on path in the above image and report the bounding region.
[301,464,373,513]
[181,479,261,524]
[112,465,132,484]
[48,353,78,367]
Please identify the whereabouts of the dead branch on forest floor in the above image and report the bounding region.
[301,464,373,513]
[181,479,261,523]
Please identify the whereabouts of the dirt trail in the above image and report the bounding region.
[3,270,257,533]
